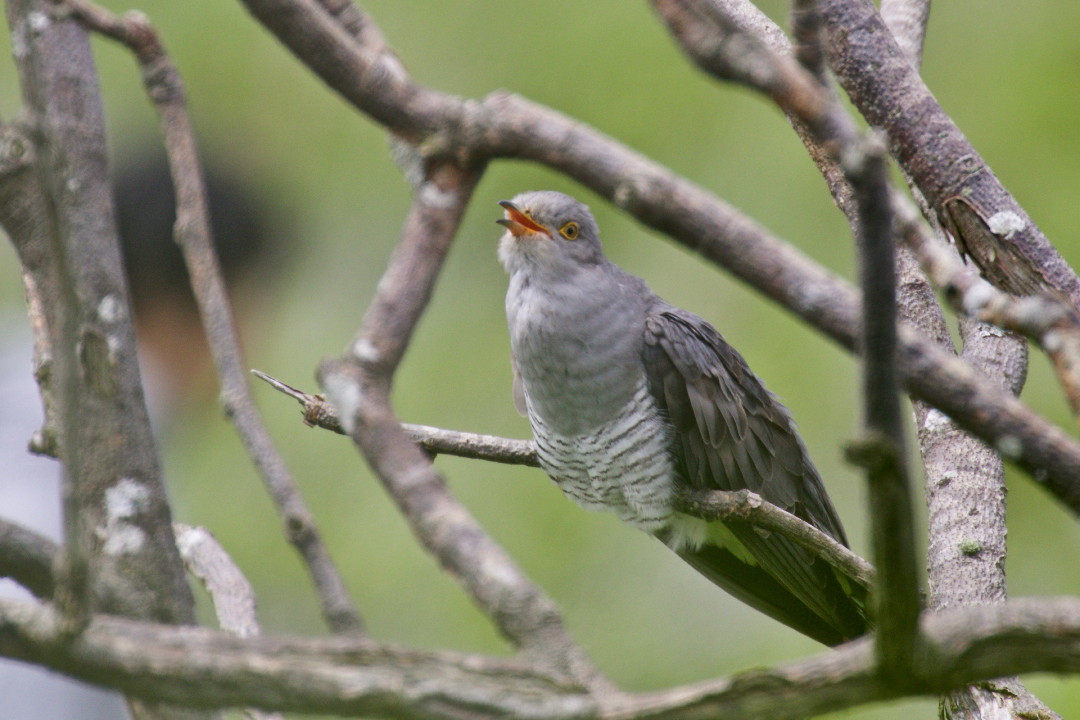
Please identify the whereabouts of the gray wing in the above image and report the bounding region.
[643,304,867,644]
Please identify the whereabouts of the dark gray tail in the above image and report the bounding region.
[674,539,869,647]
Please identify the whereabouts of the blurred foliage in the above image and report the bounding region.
[1,1,1079,717]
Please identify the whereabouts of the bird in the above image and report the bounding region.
[496,190,868,646]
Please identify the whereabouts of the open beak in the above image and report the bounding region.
[497,200,552,237]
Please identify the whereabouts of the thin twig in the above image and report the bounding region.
[702,0,858,227]
[175,525,260,639]
[879,0,930,63]
[790,0,828,82]
[652,0,837,139]
[252,369,540,466]
[55,0,364,636]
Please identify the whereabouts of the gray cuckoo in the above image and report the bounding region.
[497,190,868,646]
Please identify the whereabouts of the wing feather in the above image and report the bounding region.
[643,304,867,643]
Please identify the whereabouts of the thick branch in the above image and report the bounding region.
[860,3,1050,712]
[2,597,1079,719]
[4,7,211,717]
[0,597,592,719]
[4,0,196,630]
[670,0,1080,435]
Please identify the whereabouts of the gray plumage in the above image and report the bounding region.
[498,191,868,646]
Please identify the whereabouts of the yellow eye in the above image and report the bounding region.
[559,221,580,240]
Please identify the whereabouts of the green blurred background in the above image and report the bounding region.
[2,1,1078,717]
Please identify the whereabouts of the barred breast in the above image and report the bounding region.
[526,379,677,532]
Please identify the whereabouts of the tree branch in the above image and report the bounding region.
[817,0,1080,306]
[4,6,215,717]
[0,596,592,719]
[251,368,877,592]
[880,4,1056,715]
[894,197,1080,425]
[175,525,261,640]
[848,137,921,680]
[1,2,1076,717]
[175,525,284,720]
[651,0,1077,436]
[676,490,875,591]
[879,0,930,64]
[0,519,57,599]
[251,369,541,466]
[1,596,1079,720]
[53,0,364,638]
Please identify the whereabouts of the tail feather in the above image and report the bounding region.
[673,540,868,647]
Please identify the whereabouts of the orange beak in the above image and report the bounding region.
[497,200,552,237]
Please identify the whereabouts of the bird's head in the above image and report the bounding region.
[496,191,605,276]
